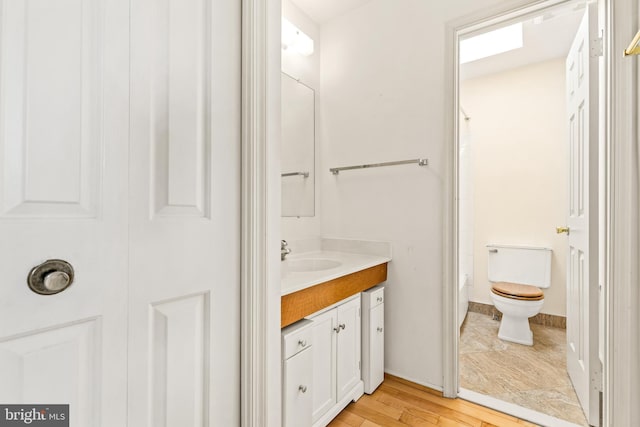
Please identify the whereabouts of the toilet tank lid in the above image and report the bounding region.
[486,243,552,252]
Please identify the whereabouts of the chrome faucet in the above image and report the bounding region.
[281,240,292,261]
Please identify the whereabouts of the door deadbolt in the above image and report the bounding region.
[27,259,74,295]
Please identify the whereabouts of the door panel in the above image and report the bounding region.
[309,309,337,423]
[0,0,102,218]
[283,348,313,427]
[0,0,129,425]
[149,294,209,426]
[336,297,361,401]
[565,4,600,425]
[369,304,385,392]
[128,0,241,424]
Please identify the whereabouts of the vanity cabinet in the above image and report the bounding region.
[308,295,362,426]
[282,319,313,427]
[362,285,385,394]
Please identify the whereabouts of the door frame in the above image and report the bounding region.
[442,0,640,426]
[241,0,282,426]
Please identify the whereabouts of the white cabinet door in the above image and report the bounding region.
[128,0,241,425]
[336,297,361,402]
[0,1,129,425]
[310,309,337,423]
[367,304,385,393]
[283,348,313,427]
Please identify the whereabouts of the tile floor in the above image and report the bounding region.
[460,311,588,426]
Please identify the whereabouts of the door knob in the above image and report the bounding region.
[27,259,75,295]
[556,226,570,235]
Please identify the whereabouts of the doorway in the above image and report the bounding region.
[452,1,602,426]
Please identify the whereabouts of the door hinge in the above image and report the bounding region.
[591,36,603,58]
[592,367,603,391]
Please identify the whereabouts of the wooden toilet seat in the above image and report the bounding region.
[491,281,544,301]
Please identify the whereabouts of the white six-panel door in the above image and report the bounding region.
[565,4,600,425]
[0,0,241,425]
[128,0,241,425]
[0,0,130,425]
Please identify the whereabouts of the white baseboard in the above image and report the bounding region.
[383,370,444,392]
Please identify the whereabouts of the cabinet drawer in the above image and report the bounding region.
[282,318,313,359]
[362,285,384,310]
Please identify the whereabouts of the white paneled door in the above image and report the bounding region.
[0,0,241,425]
[128,0,241,425]
[565,3,600,426]
[0,0,130,425]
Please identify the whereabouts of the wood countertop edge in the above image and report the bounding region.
[281,262,388,328]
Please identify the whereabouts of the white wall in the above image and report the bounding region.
[281,0,322,241]
[461,59,568,316]
[319,0,512,389]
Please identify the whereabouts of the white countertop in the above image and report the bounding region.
[281,250,391,296]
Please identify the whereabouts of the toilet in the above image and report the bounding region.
[487,244,552,346]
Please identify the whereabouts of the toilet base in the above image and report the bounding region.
[498,314,533,346]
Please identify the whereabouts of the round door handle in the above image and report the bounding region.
[339,323,346,330]
[376,297,383,302]
[298,339,307,347]
[27,259,75,295]
[377,327,384,332]
[298,385,307,393]
[44,271,71,292]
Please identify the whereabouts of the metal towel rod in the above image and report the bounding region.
[281,171,309,178]
[330,158,428,175]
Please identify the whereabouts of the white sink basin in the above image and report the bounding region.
[286,258,342,272]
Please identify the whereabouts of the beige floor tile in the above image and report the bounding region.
[460,312,588,427]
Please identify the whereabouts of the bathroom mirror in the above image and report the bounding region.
[281,72,315,217]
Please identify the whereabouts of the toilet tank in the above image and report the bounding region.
[487,244,552,288]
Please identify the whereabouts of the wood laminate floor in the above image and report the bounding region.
[328,374,539,427]
[460,311,588,426]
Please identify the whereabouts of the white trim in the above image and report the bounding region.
[241,0,282,425]
[459,388,584,427]
[384,370,443,393]
[603,0,639,426]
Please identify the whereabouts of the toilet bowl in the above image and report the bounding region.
[487,244,552,346]
[490,281,544,345]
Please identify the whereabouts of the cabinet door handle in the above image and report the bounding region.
[377,327,384,333]
[333,326,341,334]
[299,385,307,393]
[339,323,346,330]
[298,339,307,347]
[376,296,383,302]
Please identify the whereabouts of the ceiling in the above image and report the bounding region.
[290,0,373,24]
[289,0,585,80]
[460,7,585,80]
